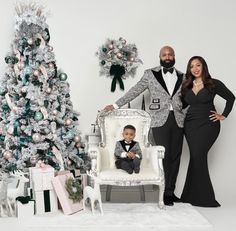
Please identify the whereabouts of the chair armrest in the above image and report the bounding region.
[88,146,101,173]
[146,145,165,174]
[148,145,165,159]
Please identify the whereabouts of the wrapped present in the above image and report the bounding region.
[29,165,58,214]
[34,189,58,214]
[52,173,83,215]
[29,165,54,191]
[16,196,35,218]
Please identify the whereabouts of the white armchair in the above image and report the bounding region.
[88,109,165,208]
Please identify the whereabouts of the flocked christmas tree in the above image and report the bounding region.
[0,3,88,172]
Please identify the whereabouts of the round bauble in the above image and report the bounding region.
[21,86,27,93]
[34,111,44,121]
[74,135,81,143]
[46,87,52,94]
[32,133,42,143]
[59,73,68,81]
[65,118,72,126]
[48,63,54,68]
[27,38,33,45]
[108,44,114,49]
[33,69,40,76]
[3,150,13,160]
[48,46,53,51]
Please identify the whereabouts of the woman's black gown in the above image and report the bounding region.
[181,79,235,207]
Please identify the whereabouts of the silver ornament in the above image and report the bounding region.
[46,87,52,94]
[21,86,27,93]
[32,133,41,143]
[52,110,58,116]
[117,53,123,58]
[3,150,13,160]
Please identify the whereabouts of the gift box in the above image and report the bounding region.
[29,165,55,191]
[29,165,58,214]
[52,173,83,215]
[34,189,58,214]
[16,196,35,218]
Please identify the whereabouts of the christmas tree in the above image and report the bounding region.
[0,3,86,172]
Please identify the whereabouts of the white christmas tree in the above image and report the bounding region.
[0,3,86,172]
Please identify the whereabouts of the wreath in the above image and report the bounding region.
[65,177,83,203]
[96,37,142,92]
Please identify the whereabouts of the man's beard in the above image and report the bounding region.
[160,59,175,68]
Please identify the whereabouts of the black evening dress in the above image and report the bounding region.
[181,79,235,207]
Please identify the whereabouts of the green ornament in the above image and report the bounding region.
[24,66,32,75]
[19,38,27,46]
[0,88,6,96]
[101,60,106,65]
[2,104,10,111]
[59,73,68,81]
[65,93,70,98]
[14,94,20,100]
[102,47,107,53]
[34,111,44,121]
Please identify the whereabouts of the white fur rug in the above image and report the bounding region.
[12,203,212,231]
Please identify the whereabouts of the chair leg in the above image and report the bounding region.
[139,185,145,201]
[106,185,112,201]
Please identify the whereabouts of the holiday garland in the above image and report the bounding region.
[65,177,83,203]
[96,37,142,92]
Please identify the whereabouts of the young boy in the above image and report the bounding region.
[114,125,142,174]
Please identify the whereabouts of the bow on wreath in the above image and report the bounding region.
[96,37,142,92]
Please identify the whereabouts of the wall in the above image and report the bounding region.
[0,0,235,203]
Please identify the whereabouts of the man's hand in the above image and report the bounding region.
[104,104,114,111]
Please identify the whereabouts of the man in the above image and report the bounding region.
[105,46,185,206]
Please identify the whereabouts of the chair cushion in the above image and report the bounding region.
[99,167,160,182]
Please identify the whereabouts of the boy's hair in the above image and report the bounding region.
[123,125,136,132]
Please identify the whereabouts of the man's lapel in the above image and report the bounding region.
[151,69,170,95]
[172,71,183,97]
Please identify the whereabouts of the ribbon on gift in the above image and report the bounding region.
[16,196,34,204]
[36,160,46,168]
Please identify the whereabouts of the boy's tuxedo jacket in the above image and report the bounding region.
[114,140,142,159]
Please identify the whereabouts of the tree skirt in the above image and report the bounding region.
[16,203,212,231]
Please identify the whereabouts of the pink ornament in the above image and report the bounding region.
[27,38,33,45]
[49,63,54,68]
[117,53,123,58]
[33,70,40,76]
[65,118,72,126]
[108,44,114,49]
[48,46,53,51]
[74,135,81,143]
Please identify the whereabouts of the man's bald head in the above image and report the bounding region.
[159,46,176,68]
[159,46,175,58]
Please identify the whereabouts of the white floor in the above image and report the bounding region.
[0,186,235,231]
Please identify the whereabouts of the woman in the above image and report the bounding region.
[181,56,235,207]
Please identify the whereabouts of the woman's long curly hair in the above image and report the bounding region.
[181,56,215,96]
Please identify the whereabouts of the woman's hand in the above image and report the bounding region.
[209,111,225,122]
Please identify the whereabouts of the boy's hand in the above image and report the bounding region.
[128,151,136,159]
